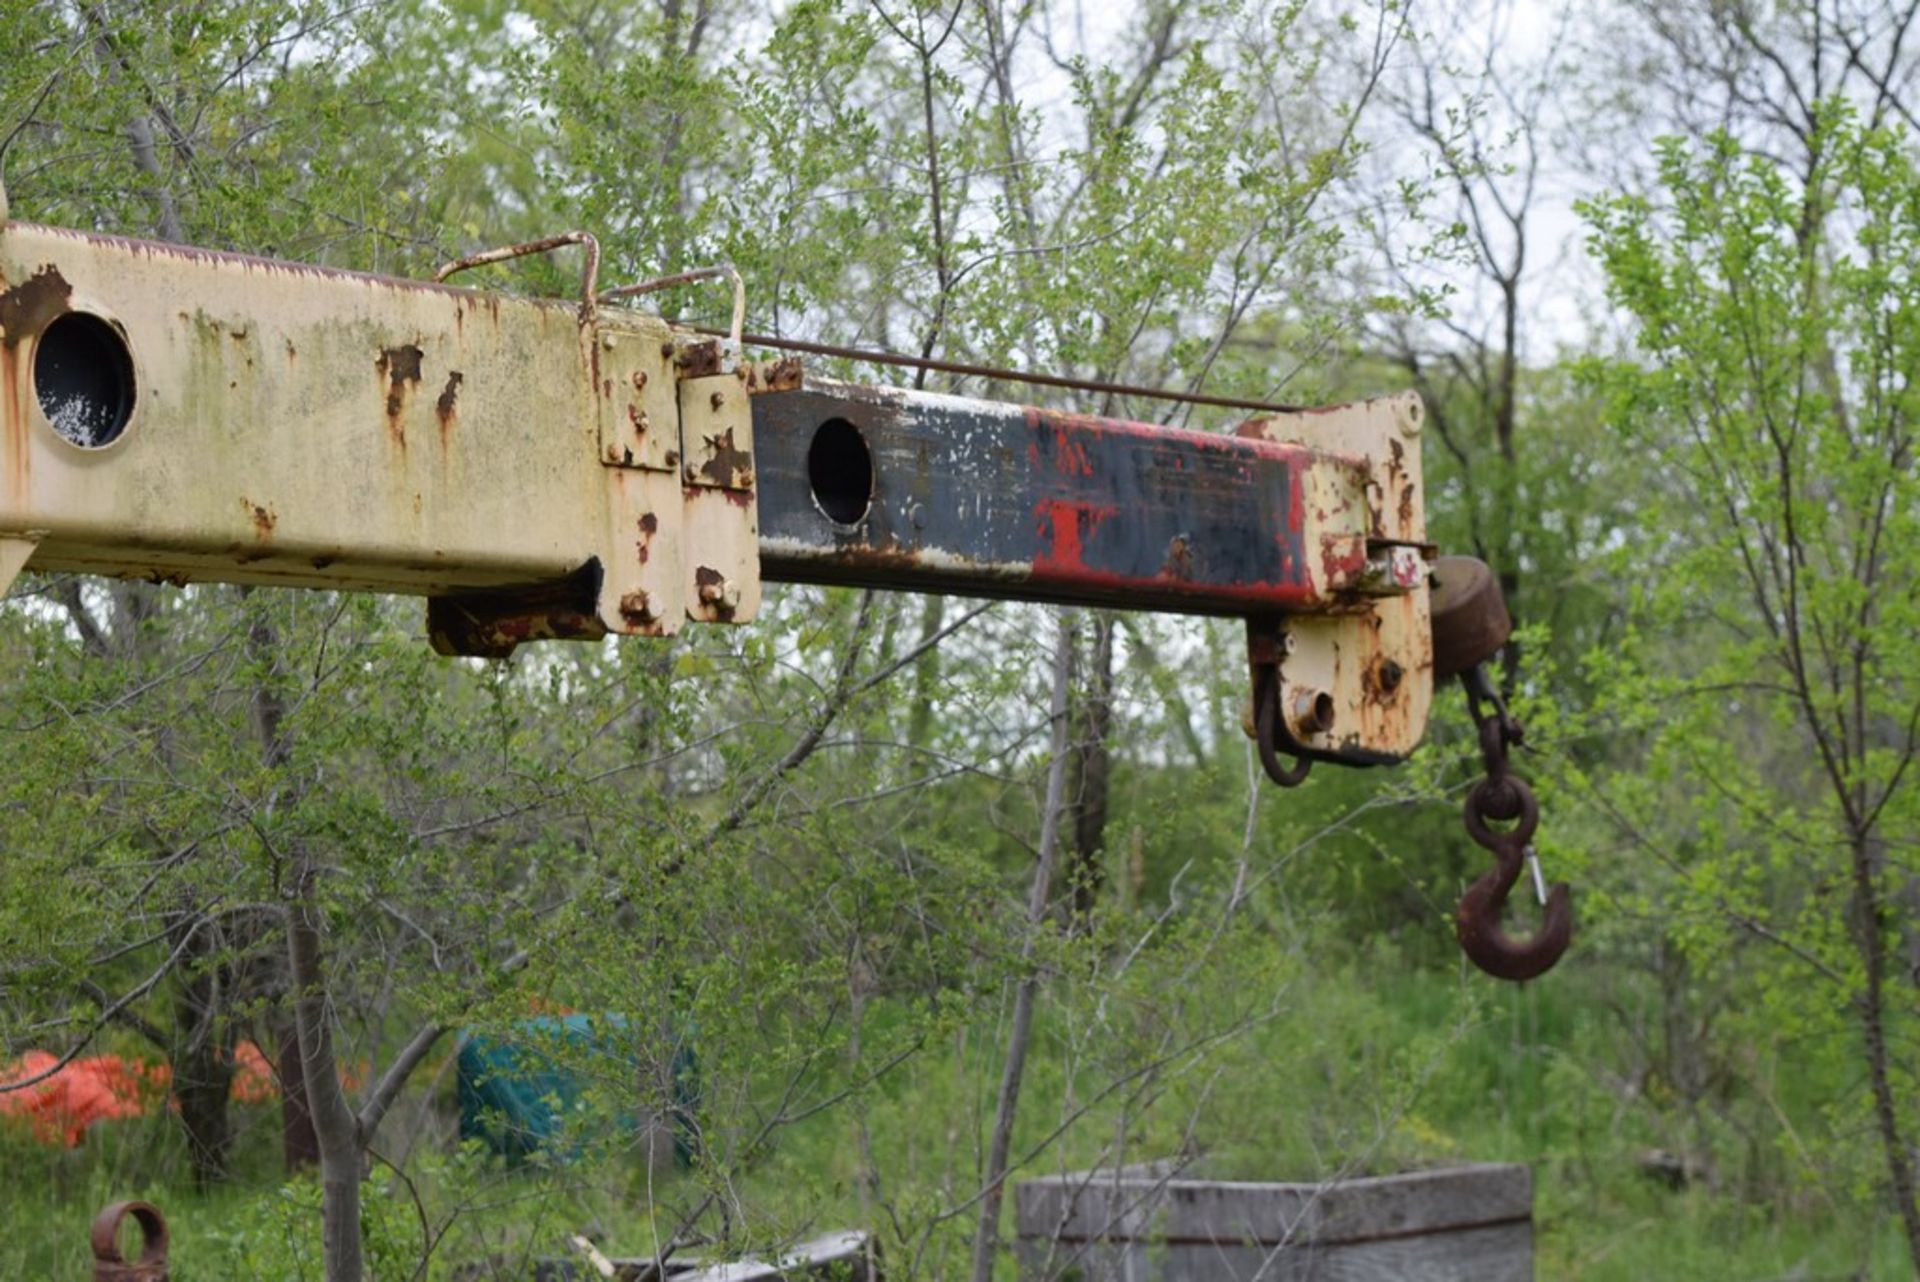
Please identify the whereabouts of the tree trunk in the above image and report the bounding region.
[287,865,367,1282]
[249,601,364,1279]
[968,611,1077,1282]
[1850,831,1920,1271]
[1068,613,1116,926]
[279,1018,320,1174]
[170,956,235,1188]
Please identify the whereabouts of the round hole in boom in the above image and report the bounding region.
[807,417,874,527]
[34,312,136,449]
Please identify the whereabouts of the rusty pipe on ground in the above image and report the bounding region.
[91,1201,168,1281]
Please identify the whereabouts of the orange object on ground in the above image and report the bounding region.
[0,1051,161,1146]
[0,1040,295,1147]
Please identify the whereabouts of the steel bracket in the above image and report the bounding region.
[1237,392,1432,765]
[677,366,760,625]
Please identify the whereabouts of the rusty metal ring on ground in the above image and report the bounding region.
[91,1200,168,1281]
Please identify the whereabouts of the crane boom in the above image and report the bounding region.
[0,194,1575,980]
[0,207,1431,769]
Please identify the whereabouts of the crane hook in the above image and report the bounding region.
[1456,772,1572,981]
[1452,666,1572,980]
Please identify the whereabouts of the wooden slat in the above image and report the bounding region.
[1014,1164,1532,1281]
[1019,1223,1532,1282]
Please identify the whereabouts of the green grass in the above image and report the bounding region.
[2,958,1904,1279]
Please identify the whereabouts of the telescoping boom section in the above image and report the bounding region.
[0,210,1434,772]
[1,204,1576,982]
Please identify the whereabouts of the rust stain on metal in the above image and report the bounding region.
[694,564,737,616]
[1361,650,1407,718]
[243,500,276,541]
[1389,437,1415,531]
[435,371,464,444]
[738,355,805,394]
[619,590,655,625]
[636,511,658,563]
[376,343,424,445]
[29,221,592,314]
[675,340,722,378]
[698,427,753,489]
[1431,556,1511,680]
[1163,535,1194,580]
[765,355,803,391]
[0,265,72,345]
[429,603,605,657]
[1320,534,1369,588]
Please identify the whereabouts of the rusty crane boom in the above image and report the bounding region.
[0,187,1568,983]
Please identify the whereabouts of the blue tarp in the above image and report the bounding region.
[456,1015,697,1165]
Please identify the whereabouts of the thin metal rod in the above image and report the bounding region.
[434,232,601,323]
[681,326,1304,415]
[603,265,745,348]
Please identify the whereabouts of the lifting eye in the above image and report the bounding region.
[35,312,136,449]
[807,417,873,527]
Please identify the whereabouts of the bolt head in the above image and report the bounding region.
[699,577,742,612]
[619,590,655,624]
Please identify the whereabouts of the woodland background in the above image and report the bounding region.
[2,0,1919,1277]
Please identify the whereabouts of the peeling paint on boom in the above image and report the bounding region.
[0,208,1430,765]
[0,194,1570,979]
